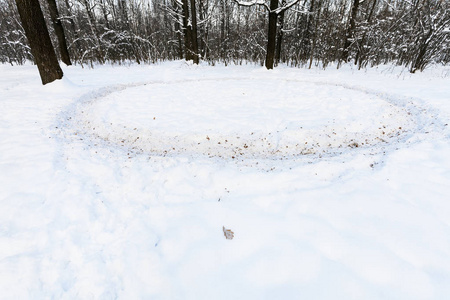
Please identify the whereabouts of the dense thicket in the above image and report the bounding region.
[1,0,449,71]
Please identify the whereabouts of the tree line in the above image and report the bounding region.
[1,0,449,75]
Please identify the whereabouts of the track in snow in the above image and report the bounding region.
[59,77,442,162]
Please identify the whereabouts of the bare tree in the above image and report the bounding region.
[265,0,278,68]
[14,0,63,84]
[233,0,301,69]
[181,0,193,61]
[45,0,72,65]
[341,0,360,62]
[275,0,286,65]
[172,0,184,59]
[190,0,199,63]
[79,0,105,63]
[2,0,448,70]
[408,0,450,72]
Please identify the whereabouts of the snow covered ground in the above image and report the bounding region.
[1,61,450,299]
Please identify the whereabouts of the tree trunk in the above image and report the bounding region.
[190,0,199,64]
[342,0,360,62]
[220,0,226,61]
[119,0,140,64]
[81,0,105,63]
[198,0,208,59]
[63,0,80,61]
[302,0,315,61]
[275,0,286,65]
[265,0,278,69]
[410,29,433,73]
[15,0,63,84]
[309,0,322,69]
[99,0,110,28]
[119,0,129,30]
[173,0,184,59]
[355,0,377,68]
[181,0,193,61]
[45,0,72,65]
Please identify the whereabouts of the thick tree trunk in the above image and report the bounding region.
[45,0,72,65]
[15,0,63,84]
[275,0,286,65]
[181,0,193,61]
[190,0,199,64]
[265,0,278,69]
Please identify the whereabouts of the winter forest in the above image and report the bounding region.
[2,1,450,299]
[1,0,449,73]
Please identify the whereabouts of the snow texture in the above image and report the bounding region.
[1,61,450,299]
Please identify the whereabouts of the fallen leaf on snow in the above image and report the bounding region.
[223,226,234,240]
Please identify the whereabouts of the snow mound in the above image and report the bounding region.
[70,78,417,159]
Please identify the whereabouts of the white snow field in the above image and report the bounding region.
[1,61,450,299]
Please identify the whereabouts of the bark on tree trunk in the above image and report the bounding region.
[198,0,208,59]
[15,0,63,84]
[190,0,199,64]
[342,0,360,62]
[275,0,286,65]
[181,0,193,61]
[265,0,278,69]
[173,0,184,59]
[220,0,226,61]
[45,0,72,65]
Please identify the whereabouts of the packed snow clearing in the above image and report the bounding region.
[69,77,421,160]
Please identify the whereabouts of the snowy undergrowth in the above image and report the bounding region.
[1,61,450,299]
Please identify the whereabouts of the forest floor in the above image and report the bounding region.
[1,61,450,299]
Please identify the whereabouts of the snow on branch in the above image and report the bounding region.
[232,0,270,12]
[232,0,302,14]
[273,0,302,14]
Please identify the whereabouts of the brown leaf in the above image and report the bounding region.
[223,226,234,240]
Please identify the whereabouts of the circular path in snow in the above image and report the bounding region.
[76,78,416,159]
